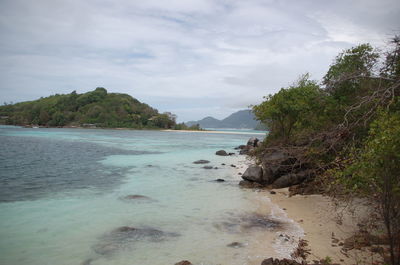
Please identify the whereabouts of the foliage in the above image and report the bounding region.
[342,110,400,265]
[0,88,176,129]
[253,74,327,141]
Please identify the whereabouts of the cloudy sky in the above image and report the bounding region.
[0,0,399,121]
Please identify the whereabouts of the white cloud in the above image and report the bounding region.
[0,0,398,121]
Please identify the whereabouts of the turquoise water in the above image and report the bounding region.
[0,126,302,265]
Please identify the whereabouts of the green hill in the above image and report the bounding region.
[0,87,176,129]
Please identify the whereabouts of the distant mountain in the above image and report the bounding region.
[186,109,264,129]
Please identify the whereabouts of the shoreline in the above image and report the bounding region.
[231,146,378,265]
[264,188,380,264]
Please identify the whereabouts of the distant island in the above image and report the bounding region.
[0,87,198,130]
[185,109,267,130]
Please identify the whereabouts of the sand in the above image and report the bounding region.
[266,188,381,265]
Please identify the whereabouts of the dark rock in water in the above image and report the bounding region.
[214,167,218,169]
[241,213,284,230]
[215,179,225,182]
[215,150,229,156]
[93,226,180,255]
[234,145,246,150]
[175,261,192,265]
[247,137,259,147]
[203,166,213,169]
[228,152,235,156]
[122,195,152,200]
[241,165,264,184]
[221,163,226,165]
[270,190,276,194]
[272,170,314,188]
[227,241,245,248]
[214,213,284,234]
[230,164,236,167]
[81,258,94,265]
[193,160,210,164]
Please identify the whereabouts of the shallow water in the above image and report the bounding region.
[0,126,302,265]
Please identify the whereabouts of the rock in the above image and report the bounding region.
[215,150,229,156]
[122,195,152,200]
[193,160,210,164]
[93,226,180,256]
[221,163,226,165]
[215,179,225,182]
[239,180,263,188]
[214,167,218,169]
[230,164,236,167]
[234,145,246,150]
[261,149,298,184]
[272,170,313,189]
[261,258,303,265]
[239,145,253,155]
[241,165,264,184]
[247,137,259,147]
[228,152,235,156]
[270,190,276,194]
[227,241,244,248]
[203,166,213,169]
[175,261,192,265]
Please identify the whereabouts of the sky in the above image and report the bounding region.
[0,0,399,122]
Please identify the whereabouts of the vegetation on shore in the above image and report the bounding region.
[252,37,399,265]
[0,87,200,130]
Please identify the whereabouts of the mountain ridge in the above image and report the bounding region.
[185,109,264,129]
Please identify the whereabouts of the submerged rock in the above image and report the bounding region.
[175,261,192,265]
[193,160,210,164]
[92,226,180,256]
[203,166,214,169]
[215,150,229,156]
[121,195,152,200]
[215,178,225,182]
[227,241,245,248]
[214,213,285,234]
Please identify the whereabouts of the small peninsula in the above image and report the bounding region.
[0,87,179,129]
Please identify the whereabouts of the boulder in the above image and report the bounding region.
[247,137,259,147]
[261,149,297,184]
[271,170,313,189]
[215,150,229,156]
[239,180,263,188]
[234,145,246,150]
[193,160,210,164]
[241,165,264,183]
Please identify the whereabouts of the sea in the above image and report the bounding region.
[0,126,303,265]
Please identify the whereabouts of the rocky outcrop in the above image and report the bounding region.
[215,150,229,156]
[271,170,313,188]
[239,138,314,188]
[247,137,259,147]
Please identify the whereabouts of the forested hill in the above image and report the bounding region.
[0,87,176,129]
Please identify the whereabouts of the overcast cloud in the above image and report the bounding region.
[0,0,399,121]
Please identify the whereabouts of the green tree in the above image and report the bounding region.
[343,110,400,265]
[323,44,379,106]
[253,74,325,141]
